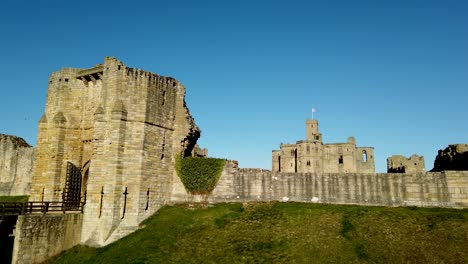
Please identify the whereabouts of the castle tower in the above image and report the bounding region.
[30,57,201,246]
[306,119,322,143]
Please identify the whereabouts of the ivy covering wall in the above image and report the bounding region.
[175,157,225,195]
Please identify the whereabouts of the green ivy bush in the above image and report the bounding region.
[175,157,225,196]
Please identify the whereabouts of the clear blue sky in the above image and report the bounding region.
[1,0,467,172]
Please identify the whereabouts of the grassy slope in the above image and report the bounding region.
[0,195,28,202]
[47,202,468,264]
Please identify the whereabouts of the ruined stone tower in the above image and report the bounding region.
[30,57,200,245]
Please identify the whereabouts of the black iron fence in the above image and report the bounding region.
[0,194,86,216]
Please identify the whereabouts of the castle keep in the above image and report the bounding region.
[272,119,375,174]
[30,57,200,246]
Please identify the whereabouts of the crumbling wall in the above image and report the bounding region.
[0,134,34,196]
[432,144,468,172]
[387,154,425,173]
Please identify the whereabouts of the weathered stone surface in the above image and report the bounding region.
[387,154,425,173]
[190,163,468,208]
[0,134,34,196]
[432,144,468,172]
[29,57,201,246]
[12,213,82,264]
[272,119,375,174]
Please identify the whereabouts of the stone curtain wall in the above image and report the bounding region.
[172,161,468,208]
[0,134,34,196]
[11,213,82,264]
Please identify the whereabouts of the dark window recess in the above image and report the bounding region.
[65,78,69,82]
[161,91,166,106]
[278,156,281,172]
[315,135,319,140]
[362,150,367,162]
[59,78,61,82]
[339,155,343,164]
[118,65,121,70]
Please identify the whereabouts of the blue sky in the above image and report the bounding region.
[1,0,467,172]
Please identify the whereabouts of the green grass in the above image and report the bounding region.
[47,202,468,264]
[0,195,28,202]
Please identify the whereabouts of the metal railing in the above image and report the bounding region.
[0,194,86,216]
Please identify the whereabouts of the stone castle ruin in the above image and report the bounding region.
[431,144,468,172]
[0,134,34,196]
[387,154,425,173]
[30,57,201,246]
[272,119,375,174]
[1,57,468,263]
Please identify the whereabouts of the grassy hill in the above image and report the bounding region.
[47,202,468,263]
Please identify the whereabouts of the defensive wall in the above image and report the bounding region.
[174,161,468,208]
[12,213,82,264]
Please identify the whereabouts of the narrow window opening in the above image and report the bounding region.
[339,155,343,164]
[118,65,121,70]
[315,135,319,140]
[161,90,166,106]
[59,78,62,82]
[278,156,281,172]
[161,132,166,160]
[65,78,69,82]
[362,150,367,162]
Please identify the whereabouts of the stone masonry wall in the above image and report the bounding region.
[11,213,82,264]
[173,161,468,208]
[29,57,201,246]
[0,134,34,196]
